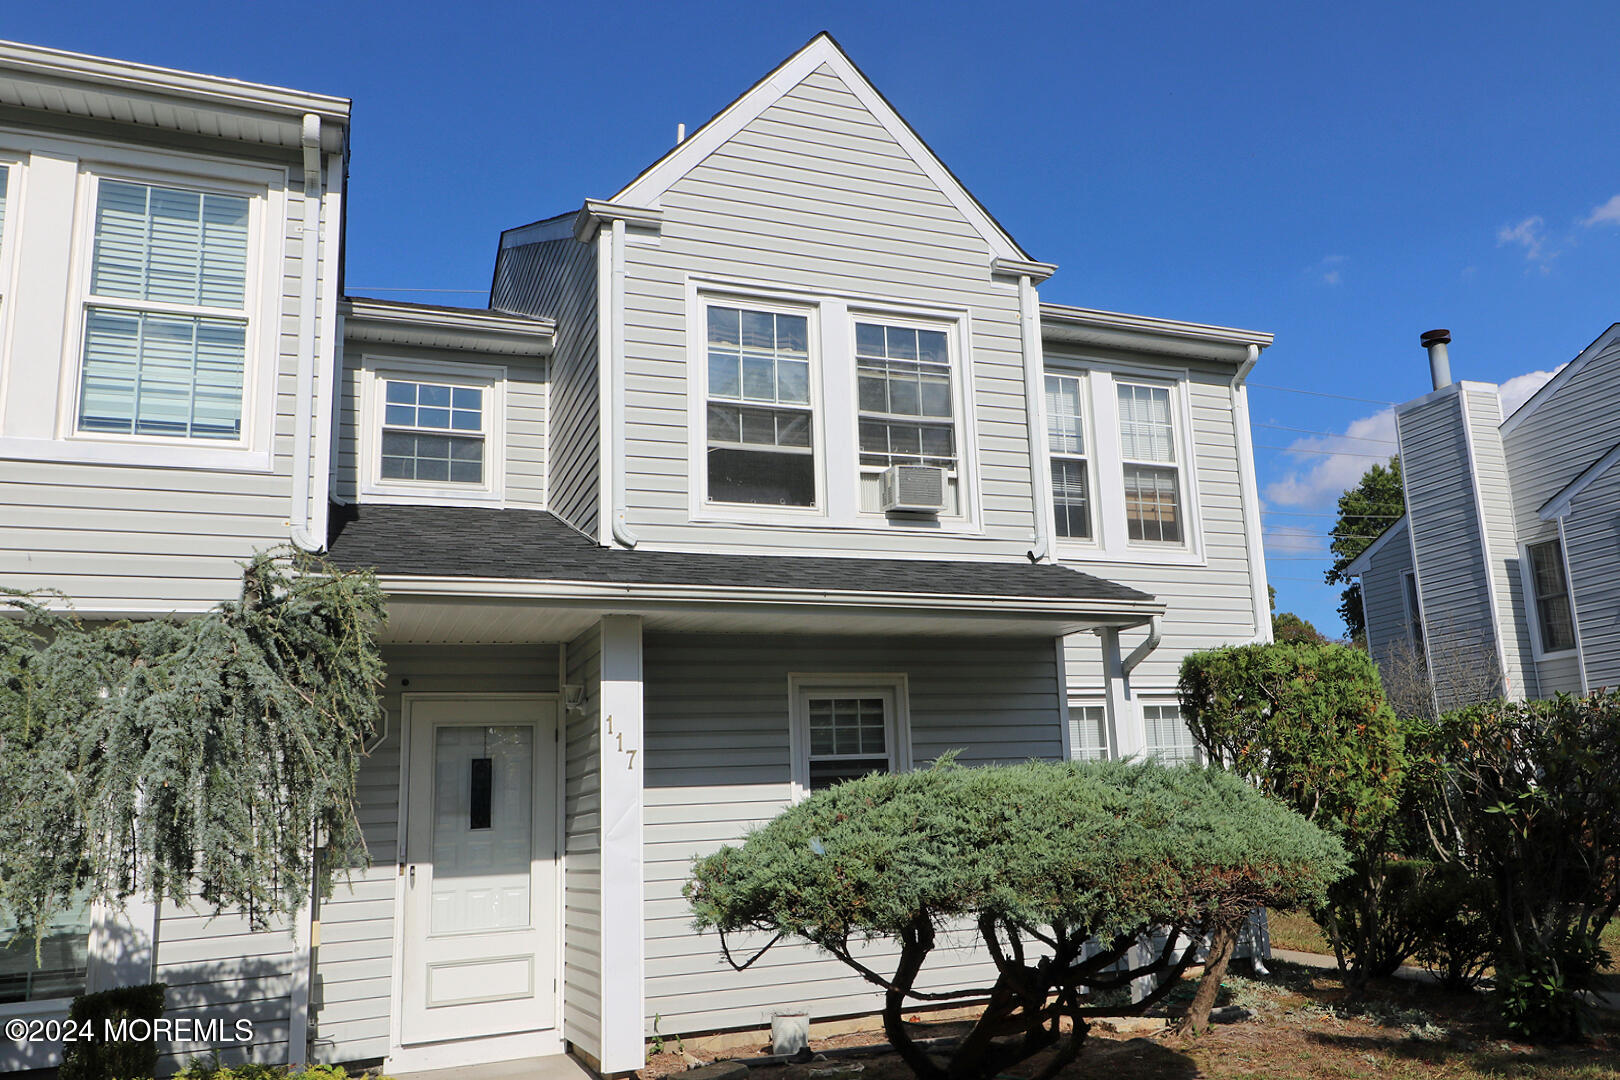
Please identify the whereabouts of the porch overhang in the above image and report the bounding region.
[326,504,1163,643]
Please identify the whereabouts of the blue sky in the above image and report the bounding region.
[12,1,1620,635]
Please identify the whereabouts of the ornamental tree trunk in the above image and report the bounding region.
[1174,916,1240,1035]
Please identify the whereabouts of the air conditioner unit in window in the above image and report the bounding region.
[879,464,947,514]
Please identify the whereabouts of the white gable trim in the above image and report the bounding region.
[1540,440,1620,520]
[1500,322,1620,436]
[612,33,1032,264]
[1342,514,1409,579]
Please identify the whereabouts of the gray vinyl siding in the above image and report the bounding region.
[1396,392,1501,709]
[0,152,328,610]
[1056,357,1260,698]
[493,234,600,537]
[1362,520,1416,670]
[562,625,605,1061]
[309,645,560,1066]
[1562,467,1620,690]
[1461,387,1536,699]
[1502,334,1620,542]
[641,632,1062,1036]
[152,903,298,1071]
[334,342,549,509]
[616,64,1038,558]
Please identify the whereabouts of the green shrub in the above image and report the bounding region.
[687,758,1345,1080]
[58,982,165,1080]
[1179,642,1416,984]
[173,1060,377,1080]
[1424,690,1620,1041]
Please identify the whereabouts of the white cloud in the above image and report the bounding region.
[1262,407,1397,508]
[1260,365,1565,510]
[1498,365,1564,419]
[1498,215,1556,266]
[1308,254,1347,286]
[1582,194,1620,227]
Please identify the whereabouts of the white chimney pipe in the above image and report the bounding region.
[1422,328,1452,390]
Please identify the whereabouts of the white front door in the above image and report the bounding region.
[400,696,558,1045]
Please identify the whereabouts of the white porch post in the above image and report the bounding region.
[597,615,646,1073]
[1097,628,1144,759]
[86,893,158,993]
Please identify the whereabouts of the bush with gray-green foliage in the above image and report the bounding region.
[686,759,1345,1080]
[0,550,385,948]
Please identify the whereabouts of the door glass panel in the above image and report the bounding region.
[431,724,533,934]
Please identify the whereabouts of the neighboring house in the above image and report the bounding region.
[1348,325,1620,711]
[0,34,1272,1076]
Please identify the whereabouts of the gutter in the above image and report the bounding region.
[1121,614,1163,674]
[1230,343,1272,643]
[288,114,325,552]
[1017,272,1055,563]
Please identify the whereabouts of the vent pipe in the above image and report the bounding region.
[676,122,686,144]
[1421,328,1452,390]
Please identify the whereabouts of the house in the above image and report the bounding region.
[0,33,1273,1076]
[1347,325,1620,712]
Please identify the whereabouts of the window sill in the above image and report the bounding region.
[1534,647,1579,662]
[357,486,507,509]
[685,510,987,537]
[0,435,272,473]
[1056,540,1207,568]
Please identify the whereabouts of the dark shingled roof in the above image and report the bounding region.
[326,504,1156,606]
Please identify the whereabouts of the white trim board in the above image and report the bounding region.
[1500,322,1620,436]
[1342,515,1409,579]
[611,33,1032,265]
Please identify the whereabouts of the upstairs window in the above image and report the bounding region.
[1117,382,1184,544]
[381,379,486,485]
[77,179,252,441]
[1046,373,1092,539]
[1528,540,1576,653]
[856,321,955,471]
[704,304,815,507]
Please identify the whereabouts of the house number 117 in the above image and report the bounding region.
[604,714,638,769]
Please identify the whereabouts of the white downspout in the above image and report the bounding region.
[1121,614,1163,674]
[608,217,639,548]
[1019,273,1055,562]
[1231,343,1271,643]
[289,113,324,552]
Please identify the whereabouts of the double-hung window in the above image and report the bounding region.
[1527,540,1576,653]
[704,304,815,507]
[0,895,92,1004]
[856,321,956,472]
[381,379,486,485]
[1069,702,1110,761]
[1143,701,1199,764]
[1046,373,1092,539]
[1116,381,1184,544]
[76,178,252,441]
[0,164,10,315]
[789,676,911,800]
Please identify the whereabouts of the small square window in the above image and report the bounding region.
[376,376,492,489]
[791,678,909,800]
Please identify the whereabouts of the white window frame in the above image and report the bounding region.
[1401,570,1424,649]
[1519,538,1578,659]
[1045,370,1097,545]
[851,307,976,523]
[787,673,912,803]
[1142,698,1201,765]
[1047,358,1205,565]
[57,154,285,469]
[684,275,983,532]
[359,357,507,507]
[1067,698,1112,761]
[690,290,825,517]
[0,156,18,372]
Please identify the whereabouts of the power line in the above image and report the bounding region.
[1253,422,1397,446]
[349,287,487,294]
[1255,443,1391,458]
[1248,382,1398,406]
[1261,510,1404,519]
